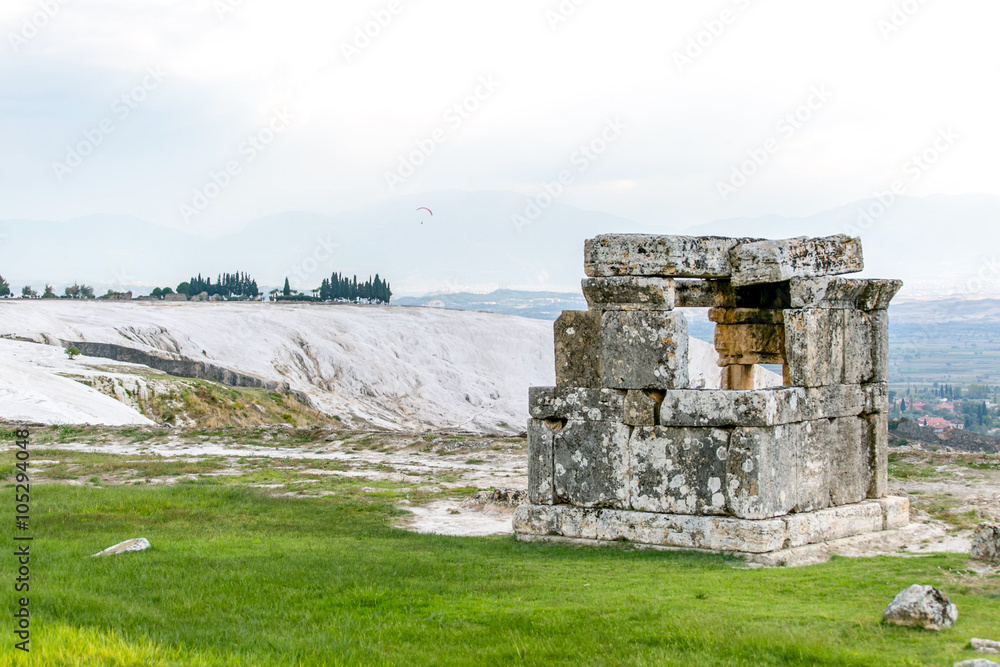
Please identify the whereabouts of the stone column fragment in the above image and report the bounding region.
[713,323,786,366]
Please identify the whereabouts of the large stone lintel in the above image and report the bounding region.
[513,497,909,554]
[584,235,759,278]
[729,235,864,287]
[790,277,902,310]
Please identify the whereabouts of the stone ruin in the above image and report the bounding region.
[513,234,911,558]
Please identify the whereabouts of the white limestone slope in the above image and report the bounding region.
[0,340,154,426]
[0,301,777,431]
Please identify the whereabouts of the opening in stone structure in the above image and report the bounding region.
[710,305,787,390]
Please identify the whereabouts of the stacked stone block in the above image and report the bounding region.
[515,234,908,555]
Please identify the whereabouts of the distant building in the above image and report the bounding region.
[163,293,188,301]
[99,291,132,300]
[917,416,957,433]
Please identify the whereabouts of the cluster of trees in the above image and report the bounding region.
[63,282,96,299]
[273,273,392,304]
[186,272,260,300]
[1,275,96,299]
[315,272,391,304]
[1,270,390,305]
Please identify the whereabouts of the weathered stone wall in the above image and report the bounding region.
[63,340,307,402]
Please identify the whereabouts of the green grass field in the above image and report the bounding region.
[2,481,998,666]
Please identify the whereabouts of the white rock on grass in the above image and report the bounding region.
[92,538,150,557]
[972,638,1000,655]
[883,584,958,631]
[954,660,1000,667]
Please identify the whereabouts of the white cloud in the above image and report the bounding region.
[1,0,998,230]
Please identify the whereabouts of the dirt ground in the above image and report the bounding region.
[8,425,1000,566]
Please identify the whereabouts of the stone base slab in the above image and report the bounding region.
[513,497,908,555]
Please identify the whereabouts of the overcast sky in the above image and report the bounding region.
[1,0,997,234]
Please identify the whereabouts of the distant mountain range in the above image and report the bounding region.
[395,289,587,320]
[1,191,997,297]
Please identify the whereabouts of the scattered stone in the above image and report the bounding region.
[729,235,864,287]
[954,660,1000,667]
[971,523,1000,562]
[462,488,527,509]
[92,538,150,557]
[883,585,958,631]
[971,638,1000,655]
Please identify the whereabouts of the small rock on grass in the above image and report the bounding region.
[972,638,1000,655]
[954,660,1000,667]
[971,523,1000,562]
[883,584,958,631]
[92,538,150,557]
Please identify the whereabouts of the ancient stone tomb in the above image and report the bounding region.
[513,234,910,555]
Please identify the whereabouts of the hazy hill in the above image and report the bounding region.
[1,191,997,297]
